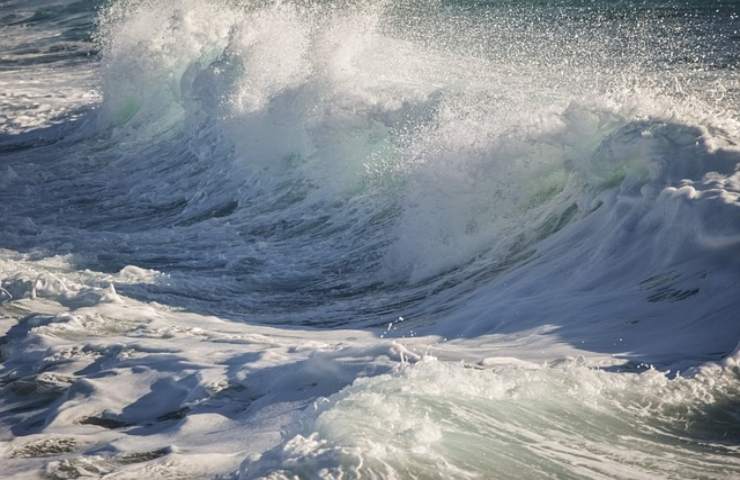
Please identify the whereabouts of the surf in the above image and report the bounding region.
[1,1,739,478]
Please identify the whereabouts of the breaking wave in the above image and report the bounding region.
[1,1,739,478]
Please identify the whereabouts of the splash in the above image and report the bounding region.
[1,1,739,479]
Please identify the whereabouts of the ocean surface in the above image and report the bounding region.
[1,0,739,478]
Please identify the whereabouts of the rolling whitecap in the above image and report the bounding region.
[1,1,739,479]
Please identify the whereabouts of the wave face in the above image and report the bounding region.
[1,1,739,478]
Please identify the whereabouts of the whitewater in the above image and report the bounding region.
[1,0,739,478]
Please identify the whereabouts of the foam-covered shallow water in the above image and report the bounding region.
[1,1,739,478]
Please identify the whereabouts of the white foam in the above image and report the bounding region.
[1,1,739,479]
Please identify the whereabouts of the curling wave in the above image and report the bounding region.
[1,1,740,478]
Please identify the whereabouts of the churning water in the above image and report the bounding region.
[1,1,739,478]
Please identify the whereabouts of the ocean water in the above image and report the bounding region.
[1,0,739,478]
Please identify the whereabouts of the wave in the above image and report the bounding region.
[32,0,730,326]
[242,349,740,479]
[0,0,738,347]
[1,1,740,478]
